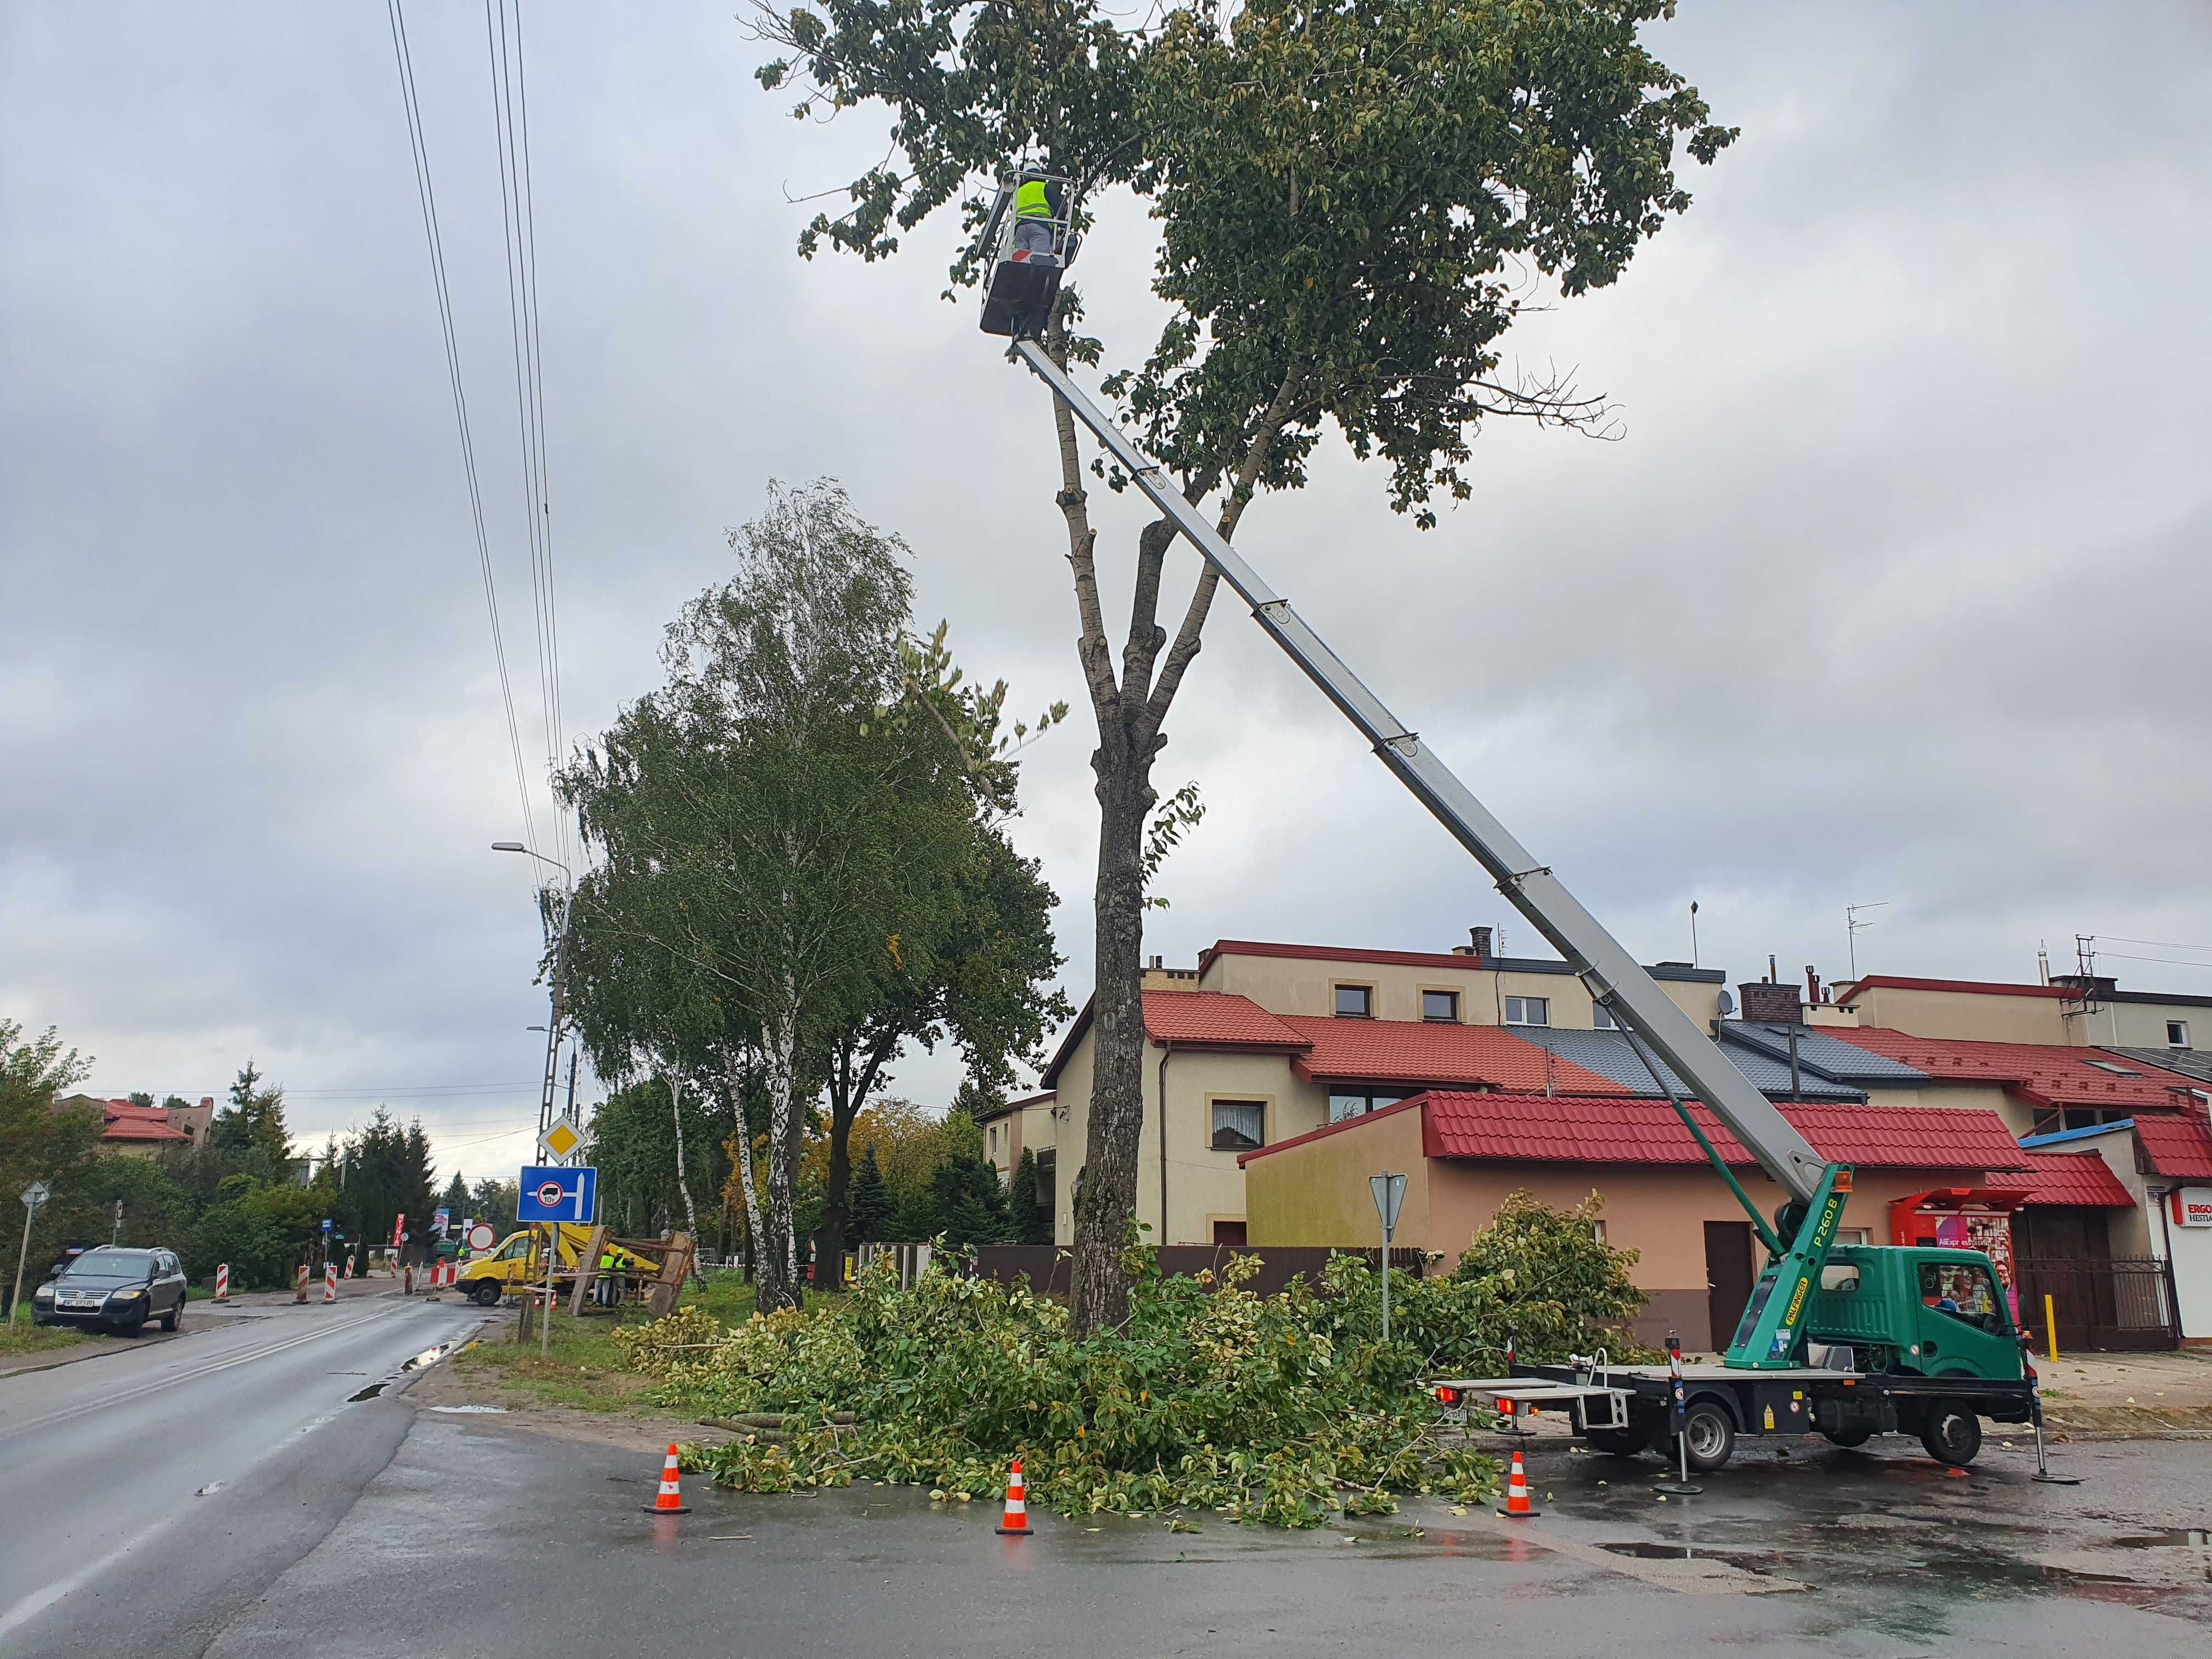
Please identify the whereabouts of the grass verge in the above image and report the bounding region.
[0,1317,87,1359]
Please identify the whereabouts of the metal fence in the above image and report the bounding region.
[2014,1257,2179,1352]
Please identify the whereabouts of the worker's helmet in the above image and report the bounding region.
[1019,162,1048,182]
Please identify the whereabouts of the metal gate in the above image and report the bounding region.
[2014,1257,2179,1351]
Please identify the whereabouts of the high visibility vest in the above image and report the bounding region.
[1014,178,1051,219]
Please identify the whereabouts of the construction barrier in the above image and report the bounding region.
[995,1458,1031,1536]
[324,1263,337,1303]
[294,1262,309,1304]
[644,1444,690,1515]
[215,1263,229,1303]
[1496,1449,1539,1519]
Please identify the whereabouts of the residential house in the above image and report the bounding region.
[52,1093,217,1156]
[1833,973,2212,1053]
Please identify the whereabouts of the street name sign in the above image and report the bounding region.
[518,1165,597,1224]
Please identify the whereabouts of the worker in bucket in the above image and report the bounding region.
[1011,164,1064,265]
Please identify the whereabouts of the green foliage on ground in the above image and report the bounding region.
[612,1195,1646,1528]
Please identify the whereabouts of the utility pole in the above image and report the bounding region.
[492,844,573,1140]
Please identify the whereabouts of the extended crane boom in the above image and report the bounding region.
[1012,337,1850,1367]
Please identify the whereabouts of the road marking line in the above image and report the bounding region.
[0,1306,409,1440]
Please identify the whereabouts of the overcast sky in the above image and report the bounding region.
[5,2,2209,1188]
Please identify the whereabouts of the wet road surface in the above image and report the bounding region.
[0,1293,482,1656]
[194,1417,2211,1657]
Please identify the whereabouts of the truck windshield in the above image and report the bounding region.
[1919,1262,2005,1335]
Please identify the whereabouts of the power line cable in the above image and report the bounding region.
[385,0,541,864]
[485,0,569,882]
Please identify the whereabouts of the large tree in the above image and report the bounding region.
[749,0,1731,1329]
[562,480,1055,1311]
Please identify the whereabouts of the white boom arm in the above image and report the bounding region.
[1014,337,1827,1205]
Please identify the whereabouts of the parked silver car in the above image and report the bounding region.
[33,1246,189,1335]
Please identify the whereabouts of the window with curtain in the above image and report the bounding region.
[1210,1100,1266,1150]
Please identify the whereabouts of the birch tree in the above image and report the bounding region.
[746,0,1733,1330]
[562,480,1000,1311]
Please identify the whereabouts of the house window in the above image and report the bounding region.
[1334,984,1373,1018]
[1593,1003,1620,1029]
[2030,1107,2134,1137]
[2170,1020,2191,1048]
[1590,1219,1607,1245]
[1422,989,1459,1023]
[1328,1091,1408,1123]
[988,1125,999,1158]
[2085,1060,2139,1076]
[1504,996,1549,1027]
[1210,1100,1266,1151]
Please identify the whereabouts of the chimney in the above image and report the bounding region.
[1739,981,1803,1024]
[1148,955,1163,970]
[1469,926,1493,963]
[1805,966,1822,1006]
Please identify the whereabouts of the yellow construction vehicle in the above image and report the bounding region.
[456,1223,653,1308]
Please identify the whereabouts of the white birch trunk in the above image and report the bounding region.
[722,1050,766,1284]
[664,1066,704,1282]
[763,973,800,1307]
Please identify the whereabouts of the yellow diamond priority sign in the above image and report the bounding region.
[539,1115,584,1161]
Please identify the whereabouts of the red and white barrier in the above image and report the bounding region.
[215,1263,229,1302]
[324,1262,337,1302]
[294,1262,309,1304]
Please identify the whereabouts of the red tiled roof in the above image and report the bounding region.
[1040,990,1312,1084]
[1243,1091,2025,1170]
[1412,1092,2024,1170]
[1145,991,1310,1048]
[1987,1152,2135,1208]
[101,1117,189,1143]
[1280,1017,1628,1094]
[2134,1112,2212,1182]
[1836,975,2071,1002]
[1823,1028,2212,1111]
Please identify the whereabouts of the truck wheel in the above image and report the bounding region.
[471,1281,504,1308]
[1681,1401,1736,1472]
[1821,1426,1872,1449]
[1918,1402,1981,1467]
[1584,1428,1646,1458]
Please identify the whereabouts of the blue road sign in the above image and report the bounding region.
[517,1165,597,1224]
[321,1217,332,1233]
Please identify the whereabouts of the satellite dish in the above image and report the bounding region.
[1717,989,1736,1017]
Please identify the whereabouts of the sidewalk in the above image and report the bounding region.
[2039,1347,2212,1436]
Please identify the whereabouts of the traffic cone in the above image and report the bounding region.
[1495,1448,1541,1518]
[995,1458,1032,1536]
[642,1444,690,1514]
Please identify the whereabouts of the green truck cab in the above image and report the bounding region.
[1803,1246,2024,1382]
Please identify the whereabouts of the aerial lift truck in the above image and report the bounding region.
[977,185,2044,1474]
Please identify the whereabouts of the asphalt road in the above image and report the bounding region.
[197,1417,2212,1658]
[0,1292,482,1657]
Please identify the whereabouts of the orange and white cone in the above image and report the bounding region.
[995,1458,1032,1536]
[642,1444,691,1514]
[1494,1448,1540,1518]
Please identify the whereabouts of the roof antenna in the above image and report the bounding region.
[1689,900,1700,969]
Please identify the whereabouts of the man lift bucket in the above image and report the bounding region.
[974,167,1081,340]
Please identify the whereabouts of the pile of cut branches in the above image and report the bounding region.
[616,1193,1644,1528]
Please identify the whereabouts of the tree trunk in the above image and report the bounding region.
[664,1068,705,1284]
[759,977,802,1312]
[723,1049,768,1295]
[1069,756,1155,1333]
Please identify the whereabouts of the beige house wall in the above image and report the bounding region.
[1839,985,2070,1045]
[2098,1001,2210,1051]
[1198,952,1720,1030]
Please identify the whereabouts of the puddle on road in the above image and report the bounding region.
[346,1340,463,1404]
[348,1383,387,1401]
[1601,1541,1780,1575]
[2111,1529,2211,1549]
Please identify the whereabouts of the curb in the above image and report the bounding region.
[0,1326,195,1381]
